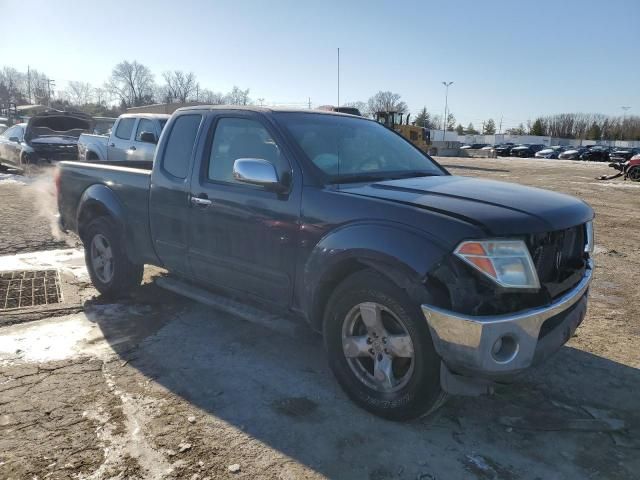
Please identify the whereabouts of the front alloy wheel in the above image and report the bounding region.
[342,302,415,392]
[324,269,445,420]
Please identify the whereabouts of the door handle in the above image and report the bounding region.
[190,195,212,207]
[109,143,115,147]
[129,146,136,150]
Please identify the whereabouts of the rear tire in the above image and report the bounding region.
[628,166,640,182]
[323,269,445,420]
[83,216,144,298]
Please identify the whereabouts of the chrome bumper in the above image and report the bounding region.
[421,261,593,376]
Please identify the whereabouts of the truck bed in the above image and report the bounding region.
[57,161,156,264]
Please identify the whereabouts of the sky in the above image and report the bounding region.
[1,0,638,130]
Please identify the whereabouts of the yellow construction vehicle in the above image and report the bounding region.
[375,111,431,152]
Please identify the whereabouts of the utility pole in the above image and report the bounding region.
[441,81,453,140]
[27,66,31,104]
[621,106,630,120]
[308,97,311,109]
[337,48,340,107]
[46,78,55,107]
[499,115,503,134]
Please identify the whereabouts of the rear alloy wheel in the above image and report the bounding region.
[83,216,144,298]
[90,233,115,284]
[324,269,445,420]
[628,166,640,182]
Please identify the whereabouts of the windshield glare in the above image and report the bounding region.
[276,113,443,181]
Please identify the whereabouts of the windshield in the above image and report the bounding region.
[275,112,444,182]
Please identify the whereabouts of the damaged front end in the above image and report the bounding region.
[421,223,593,392]
[25,111,93,163]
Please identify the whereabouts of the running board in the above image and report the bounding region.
[155,276,298,336]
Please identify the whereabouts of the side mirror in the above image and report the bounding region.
[233,158,285,192]
[139,131,157,144]
[9,136,20,143]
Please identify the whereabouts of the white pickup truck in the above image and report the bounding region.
[77,113,169,162]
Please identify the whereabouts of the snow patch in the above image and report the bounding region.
[0,172,27,185]
[0,315,94,363]
[0,248,88,281]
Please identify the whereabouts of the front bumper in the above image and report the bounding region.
[421,260,592,379]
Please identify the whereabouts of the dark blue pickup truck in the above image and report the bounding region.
[57,106,594,420]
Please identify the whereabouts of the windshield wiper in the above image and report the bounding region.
[329,173,392,184]
[330,171,439,184]
[390,171,438,179]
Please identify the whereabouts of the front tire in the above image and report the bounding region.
[323,269,445,420]
[628,166,640,182]
[83,216,144,298]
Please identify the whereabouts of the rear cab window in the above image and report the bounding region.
[115,118,136,140]
[161,114,203,179]
[135,118,156,142]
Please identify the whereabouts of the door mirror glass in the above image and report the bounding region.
[9,136,20,143]
[139,131,157,144]
[233,158,284,191]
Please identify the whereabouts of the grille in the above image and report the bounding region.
[528,224,587,299]
[0,270,62,310]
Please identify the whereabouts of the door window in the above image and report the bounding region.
[135,118,156,142]
[3,126,23,140]
[207,117,287,184]
[114,118,135,140]
[161,114,202,179]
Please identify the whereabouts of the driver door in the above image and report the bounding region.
[187,113,301,306]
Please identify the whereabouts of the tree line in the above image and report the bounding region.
[2,65,638,141]
[0,61,252,117]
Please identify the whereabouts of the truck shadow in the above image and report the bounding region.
[85,290,640,479]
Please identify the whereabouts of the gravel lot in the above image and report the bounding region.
[0,157,639,479]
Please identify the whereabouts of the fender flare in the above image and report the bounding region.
[76,184,137,263]
[303,221,449,330]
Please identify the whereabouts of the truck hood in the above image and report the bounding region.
[340,175,593,235]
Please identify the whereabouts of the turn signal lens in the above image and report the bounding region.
[454,240,540,289]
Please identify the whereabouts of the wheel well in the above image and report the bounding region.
[86,151,99,161]
[77,204,110,241]
[311,259,367,331]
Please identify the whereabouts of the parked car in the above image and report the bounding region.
[77,113,169,163]
[460,143,489,150]
[534,146,567,159]
[510,144,546,157]
[580,146,611,162]
[494,143,515,156]
[558,147,588,160]
[57,106,594,420]
[0,111,93,171]
[609,147,640,163]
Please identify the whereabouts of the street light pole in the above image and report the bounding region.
[442,81,453,140]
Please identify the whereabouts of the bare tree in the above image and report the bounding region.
[200,88,225,105]
[343,101,368,116]
[106,60,155,107]
[366,91,407,116]
[224,86,251,105]
[66,81,93,106]
[162,70,199,103]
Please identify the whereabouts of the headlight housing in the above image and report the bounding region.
[584,221,594,253]
[454,239,540,289]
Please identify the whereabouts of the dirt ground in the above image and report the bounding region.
[0,157,639,479]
